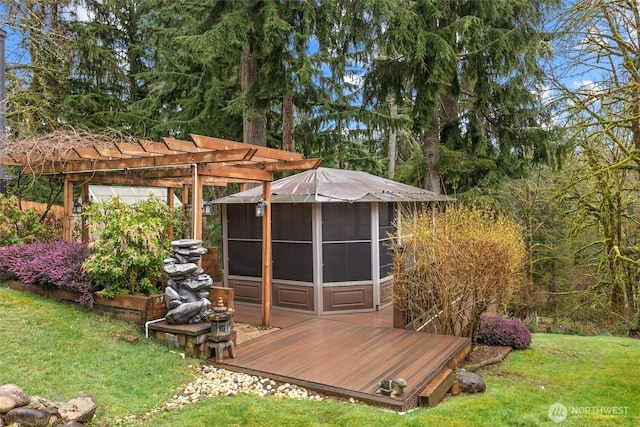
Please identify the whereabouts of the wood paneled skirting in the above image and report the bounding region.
[232,278,381,313]
[323,284,373,311]
[229,278,261,304]
[273,283,314,311]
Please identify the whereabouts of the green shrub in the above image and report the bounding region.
[0,195,54,246]
[82,196,175,297]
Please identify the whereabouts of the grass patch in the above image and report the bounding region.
[0,287,196,424]
[1,286,639,426]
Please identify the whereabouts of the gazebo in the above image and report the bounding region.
[214,167,453,315]
[0,130,321,325]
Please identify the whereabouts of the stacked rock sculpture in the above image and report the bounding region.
[164,239,213,324]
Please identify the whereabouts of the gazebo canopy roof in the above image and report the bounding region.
[214,167,454,204]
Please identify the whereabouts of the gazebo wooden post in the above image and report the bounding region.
[192,164,203,241]
[167,187,175,241]
[62,175,73,240]
[81,183,90,243]
[261,180,272,327]
[181,184,189,239]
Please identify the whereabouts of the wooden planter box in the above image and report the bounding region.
[1,280,167,329]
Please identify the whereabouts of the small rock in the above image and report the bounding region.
[119,333,139,344]
[455,369,486,393]
[62,422,87,427]
[3,407,50,426]
[0,384,30,407]
[58,397,97,423]
[0,395,17,413]
[28,396,62,415]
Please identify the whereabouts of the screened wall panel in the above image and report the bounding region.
[323,242,371,282]
[378,202,396,240]
[228,240,261,277]
[322,204,371,241]
[273,242,313,282]
[227,204,261,239]
[272,204,312,241]
[379,240,394,278]
[379,203,397,279]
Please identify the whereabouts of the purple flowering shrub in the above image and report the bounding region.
[477,313,532,349]
[0,240,97,304]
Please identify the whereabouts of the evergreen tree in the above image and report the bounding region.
[363,0,560,194]
[63,0,154,130]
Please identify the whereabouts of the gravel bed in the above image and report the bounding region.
[165,364,325,409]
[116,364,331,425]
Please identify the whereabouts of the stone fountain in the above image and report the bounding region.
[164,239,213,324]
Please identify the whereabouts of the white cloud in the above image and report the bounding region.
[344,72,363,87]
[572,79,604,94]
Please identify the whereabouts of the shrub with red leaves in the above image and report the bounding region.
[0,240,97,304]
[477,313,532,349]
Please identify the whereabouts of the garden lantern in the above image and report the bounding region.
[202,200,214,216]
[206,311,231,342]
[255,200,268,217]
[205,297,234,342]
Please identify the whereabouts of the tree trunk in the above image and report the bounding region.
[388,102,397,179]
[422,103,441,193]
[241,43,266,147]
[282,93,295,152]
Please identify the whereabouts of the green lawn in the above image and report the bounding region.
[1,286,638,426]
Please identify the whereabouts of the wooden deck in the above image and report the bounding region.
[219,305,470,411]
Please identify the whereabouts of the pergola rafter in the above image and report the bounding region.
[1,130,322,327]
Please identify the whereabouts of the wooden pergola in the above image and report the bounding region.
[0,131,321,326]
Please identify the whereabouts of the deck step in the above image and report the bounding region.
[418,368,454,407]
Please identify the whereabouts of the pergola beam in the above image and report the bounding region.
[94,145,134,159]
[26,148,256,175]
[190,134,303,161]
[74,147,104,159]
[259,158,322,172]
[0,155,20,166]
[116,143,156,157]
[139,139,180,155]
[163,137,205,153]
[68,174,185,188]
[199,163,273,181]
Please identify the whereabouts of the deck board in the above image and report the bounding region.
[218,316,470,410]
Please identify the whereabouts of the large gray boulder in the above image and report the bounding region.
[455,369,486,393]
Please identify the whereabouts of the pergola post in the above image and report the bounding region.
[192,164,203,241]
[181,184,189,239]
[167,187,174,241]
[261,180,272,327]
[81,183,90,243]
[62,175,73,240]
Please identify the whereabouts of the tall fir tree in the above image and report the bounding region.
[363,0,560,194]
